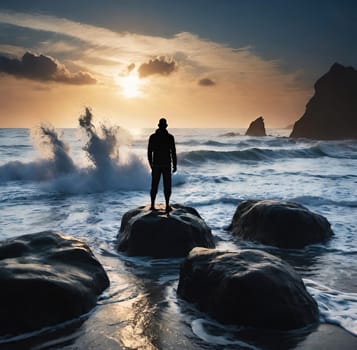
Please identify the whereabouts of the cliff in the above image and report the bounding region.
[290,63,357,139]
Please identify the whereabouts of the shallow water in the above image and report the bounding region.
[0,124,356,349]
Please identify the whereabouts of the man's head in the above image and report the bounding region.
[158,118,168,129]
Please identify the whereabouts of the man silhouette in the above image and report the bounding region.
[148,118,177,212]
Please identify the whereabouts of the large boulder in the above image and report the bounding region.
[228,200,333,248]
[0,231,110,336]
[177,247,319,330]
[290,63,357,140]
[117,204,215,258]
[245,116,266,136]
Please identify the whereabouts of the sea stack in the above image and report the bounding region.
[245,116,266,136]
[290,63,357,140]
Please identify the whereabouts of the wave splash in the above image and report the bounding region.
[0,108,150,193]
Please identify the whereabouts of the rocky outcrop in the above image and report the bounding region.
[0,231,110,336]
[228,200,333,248]
[245,116,266,136]
[290,63,357,140]
[177,247,319,330]
[117,204,215,258]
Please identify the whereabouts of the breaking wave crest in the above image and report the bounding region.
[0,108,150,193]
[179,141,357,164]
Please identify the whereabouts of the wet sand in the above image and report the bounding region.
[295,324,357,350]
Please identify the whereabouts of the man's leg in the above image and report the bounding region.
[162,167,172,212]
[150,167,161,210]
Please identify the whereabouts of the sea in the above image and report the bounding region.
[0,118,356,349]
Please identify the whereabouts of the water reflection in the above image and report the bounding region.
[2,243,351,350]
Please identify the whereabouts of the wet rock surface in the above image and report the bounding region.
[178,247,319,330]
[229,199,333,248]
[0,231,110,336]
[245,116,266,136]
[117,204,215,258]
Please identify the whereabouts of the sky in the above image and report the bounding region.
[0,0,356,128]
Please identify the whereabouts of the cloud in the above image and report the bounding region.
[0,51,96,84]
[138,56,177,78]
[0,11,302,87]
[0,10,310,127]
[198,78,216,86]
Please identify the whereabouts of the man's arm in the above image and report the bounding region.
[147,135,153,168]
[171,135,177,172]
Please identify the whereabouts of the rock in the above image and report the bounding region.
[229,200,333,248]
[0,231,110,336]
[290,63,357,140]
[177,247,319,330]
[117,204,215,258]
[219,132,240,137]
[245,116,266,136]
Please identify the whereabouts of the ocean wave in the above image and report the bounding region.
[186,196,241,207]
[0,109,152,193]
[316,141,357,159]
[290,195,357,208]
[0,144,31,149]
[177,137,357,162]
[178,145,328,164]
[177,139,232,147]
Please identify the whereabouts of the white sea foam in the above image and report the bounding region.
[0,126,356,348]
[0,109,156,193]
[191,319,260,349]
[305,279,357,336]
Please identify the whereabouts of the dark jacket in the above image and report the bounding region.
[148,128,177,168]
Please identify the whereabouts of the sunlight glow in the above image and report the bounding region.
[117,74,143,98]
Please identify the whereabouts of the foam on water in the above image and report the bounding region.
[191,319,260,349]
[0,125,356,348]
[0,108,153,193]
[305,279,357,335]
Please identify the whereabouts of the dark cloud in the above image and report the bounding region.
[198,78,216,86]
[138,56,177,78]
[0,52,96,85]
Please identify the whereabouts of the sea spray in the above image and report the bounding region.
[0,108,151,192]
[79,107,123,171]
[33,124,76,175]
[0,125,75,182]
[71,107,149,192]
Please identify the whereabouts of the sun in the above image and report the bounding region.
[117,74,143,98]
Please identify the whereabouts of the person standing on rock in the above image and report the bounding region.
[148,118,177,213]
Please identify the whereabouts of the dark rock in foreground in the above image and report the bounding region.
[177,247,319,330]
[290,63,357,140]
[117,204,215,258]
[245,116,266,136]
[229,200,333,248]
[0,231,109,336]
